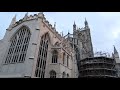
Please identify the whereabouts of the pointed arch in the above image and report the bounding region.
[52,50,58,63]
[35,32,50,78]
[41,32,52,45]
[10,25,31,41]
[49,70,56,78]
[62,72,66,78]
[67,73,69,78]
[73,44,80,61]
[5,25,31,64]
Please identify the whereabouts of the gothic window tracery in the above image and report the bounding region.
[50,70,56,78]
[52,50,58,63]
[5,26,31,64]
[35,33,49,78]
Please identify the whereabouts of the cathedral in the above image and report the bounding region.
[0,12,94,78]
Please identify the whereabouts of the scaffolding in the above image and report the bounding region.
[78,57,117,78]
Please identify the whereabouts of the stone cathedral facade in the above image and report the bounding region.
[0,13,93,78]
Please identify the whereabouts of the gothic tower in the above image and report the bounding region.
[73,21,76,35]
[82,18,94,58]
[73,18,94,59]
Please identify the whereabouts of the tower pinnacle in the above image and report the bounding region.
[84,18,89,28]
[74,21,76,25]
[8,14,16,29]
[73,21,76,31]
[23,12,28,20]
[54,22,56,30]
[114,45,118,54]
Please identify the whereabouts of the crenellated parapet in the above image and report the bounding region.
[7,12,43,30]
[6,12,64,42]
[7,12,63,41]
[42,14,63,40]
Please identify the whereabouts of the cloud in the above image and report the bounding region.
[1,12,120,55]
[96,12,120,41]
[107,19,120,39]
[112,29,120,39]
[96,12,120,18]
[90,12,120,54]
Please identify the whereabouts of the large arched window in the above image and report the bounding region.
[5,26,31,64]
[52,50,58,63]
[35,33,50,78]
[50,70,56,78]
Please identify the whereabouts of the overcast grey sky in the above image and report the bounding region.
[0,12,120,55]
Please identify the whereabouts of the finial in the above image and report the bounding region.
[68,30,70,38]
[113,45,118,54]
[8,14,17,29]
[15,14,17,18]
[73,21,76,32]
[54,22,56,27]
[14,14,17,20]
[68,30,70,36]
[85,17,87,21]
[85,17,88,24]
[62,31,63,37]
[85,17,89,28]
[54,22,56,29]
[23,12,28,20]
[68,30,70,34]
[25,12,28,16]
[74,21,76,25]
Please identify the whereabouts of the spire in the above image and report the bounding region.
[73,21,76,31]
[62,31,63,37]
[114,45,118,54]
[84,18,89,28]
[74,21,76,26]
[113,45,120,63]
[68,30,70,37]
[23,12,28,20]
[54,22,56,30]
[9,14,16,29]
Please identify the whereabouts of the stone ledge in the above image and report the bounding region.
[32,43,37,45]
[29,57,34,59]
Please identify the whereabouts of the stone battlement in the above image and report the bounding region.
[7,12,63,40]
